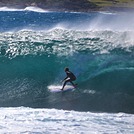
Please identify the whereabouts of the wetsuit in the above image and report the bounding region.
[65,71,76,81]
[61,71,76,90]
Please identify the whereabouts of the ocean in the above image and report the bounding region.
[0,6,134,133]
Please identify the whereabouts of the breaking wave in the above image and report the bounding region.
[0,10,134,113]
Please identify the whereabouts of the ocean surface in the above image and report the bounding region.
[0,6,134,133]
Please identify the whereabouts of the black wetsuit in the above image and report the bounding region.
[65,71,76,81]
[61,70,76,90]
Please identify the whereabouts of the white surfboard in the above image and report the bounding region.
[48,85,75,93]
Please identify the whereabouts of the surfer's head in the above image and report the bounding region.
[64,67,69,72]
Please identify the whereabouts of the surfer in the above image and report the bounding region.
[61,67,77,90]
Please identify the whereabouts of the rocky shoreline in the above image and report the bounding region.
[0,0,134,12]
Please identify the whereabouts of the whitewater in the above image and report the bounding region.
[0,107,133,134]
[0,6,134,133]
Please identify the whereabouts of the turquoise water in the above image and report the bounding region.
[0,8,134,114]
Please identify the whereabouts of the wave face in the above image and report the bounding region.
[0,10,134,113]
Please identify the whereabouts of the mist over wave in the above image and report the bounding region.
[0,10,134,113]
[0,8,134,31]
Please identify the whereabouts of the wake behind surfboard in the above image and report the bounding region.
[48,85,76,93]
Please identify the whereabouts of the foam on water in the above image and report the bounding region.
[0,107,133,134]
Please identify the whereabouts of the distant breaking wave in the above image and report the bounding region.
[0,6,48,12]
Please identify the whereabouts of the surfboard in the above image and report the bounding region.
[48,85,75,93]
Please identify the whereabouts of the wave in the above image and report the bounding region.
[0,11,134,113]
[0,6,48,12]
[24,6,49,12]
[0,29,134,113]
[0,30,134,57]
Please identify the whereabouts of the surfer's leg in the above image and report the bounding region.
[61,81,66,90]
[70,81,77,88]
[61,79,70,90]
